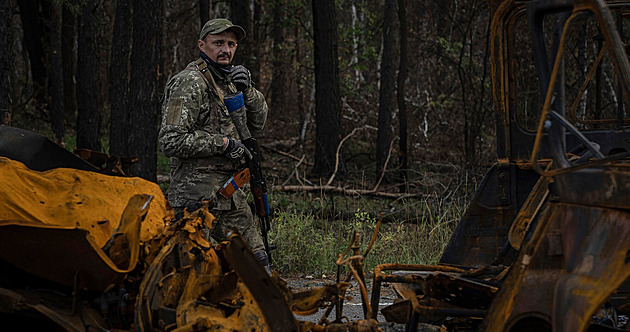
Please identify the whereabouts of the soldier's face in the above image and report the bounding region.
[198,31,238,65]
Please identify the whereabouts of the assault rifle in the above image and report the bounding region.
[223,92,274,266]
[242,138,273,261]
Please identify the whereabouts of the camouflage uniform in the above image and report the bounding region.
[159,61,267,253]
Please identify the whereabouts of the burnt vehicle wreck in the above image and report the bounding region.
[0,126,354,331]
[369,0,630,331]
[2,0,630,331]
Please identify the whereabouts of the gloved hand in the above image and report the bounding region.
[230,65,251,91]
[223,137,249,163]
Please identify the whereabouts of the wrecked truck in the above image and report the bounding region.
[0,126,340,331]
[367,0,630,331]
[2,0,630,331]
[0,127,382,331]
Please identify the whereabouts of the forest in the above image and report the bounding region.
[1,0,495,271]
[1,0,495,180]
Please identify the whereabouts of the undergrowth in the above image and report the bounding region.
[268,194,466,276]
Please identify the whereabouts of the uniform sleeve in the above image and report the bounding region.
[243,87,268,138]
[159,72,225,159]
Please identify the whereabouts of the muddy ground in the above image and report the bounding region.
[284,274,446,331]
[284,274,397,322]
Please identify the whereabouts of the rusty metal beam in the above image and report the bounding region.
[222,232,298,331]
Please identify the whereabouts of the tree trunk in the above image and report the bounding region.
[0,0,12,125]
[376,0,397,186]
[49,2,64,144]
[62,5,77,126]
[350,0,364,86]
[294,7,306,141]
[270,0,287,113]
[436,0,451,39]
[311,0,341,177]
[230,0,252,69]
[252,0,263,82]
[76,2,101,151]
[128,0,163,181]
[397,0,408,192]
[109,0,132,157]
[200,0,210,27]
[17,0,46,102]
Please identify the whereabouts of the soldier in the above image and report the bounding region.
[159,18,270,271]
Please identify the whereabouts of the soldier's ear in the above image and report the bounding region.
[197,39,204,50]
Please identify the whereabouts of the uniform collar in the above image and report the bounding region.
[199,51,232,78]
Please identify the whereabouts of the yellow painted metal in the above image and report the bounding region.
[0,194,154,290]
[0,156,167,246]
[0,156,168,290]
[291,283,350,316]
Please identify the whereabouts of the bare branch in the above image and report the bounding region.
[325,126,365,186]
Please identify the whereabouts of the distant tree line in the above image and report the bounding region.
[1,0,494,190]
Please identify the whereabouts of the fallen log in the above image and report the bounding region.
[273,185,434,199]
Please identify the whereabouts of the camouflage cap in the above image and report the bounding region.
[200,18,246,41]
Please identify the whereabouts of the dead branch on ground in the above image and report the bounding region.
[273,184,430,199]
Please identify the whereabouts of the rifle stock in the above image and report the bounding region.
[218,168,251,199]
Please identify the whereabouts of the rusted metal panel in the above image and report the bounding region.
[508,174,551,250]
[292,283,350,316]
[135,213,281,332]
[484,203,630,332]
[555,165,630,209]
[377,1,630,330]
[440,164,539,266]
[221,232,299,331]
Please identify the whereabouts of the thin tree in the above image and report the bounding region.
[230,0,252,70]
[76,2,101,151]
[270,0,287,112]
[109,0,132,157]
[49,2,64,144]
[252,0,264,80]
[200,0,210,26]
[62,5,77,125]
[0,0,12,125]
[312,0,341,177]
[17,0,46,104]
[436,0,451,39]
[376,0,397,186]
[397,0,408,191]
[455,0,491,168]
[128,0,163,181]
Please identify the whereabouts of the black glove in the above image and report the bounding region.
[230,65,251,91]
[223,137,249,163]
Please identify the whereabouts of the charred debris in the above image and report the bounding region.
[2,0,630,331]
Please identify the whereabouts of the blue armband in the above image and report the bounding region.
[224,92,245,113]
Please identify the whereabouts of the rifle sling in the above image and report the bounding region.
[194,58,237,102]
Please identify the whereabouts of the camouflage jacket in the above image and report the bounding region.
[158,61,268,208]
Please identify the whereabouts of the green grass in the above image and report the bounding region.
[157,151,170,173]
[267,194,465,276]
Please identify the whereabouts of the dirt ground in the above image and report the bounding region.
[284,274,398,323]
[283,275,447,331]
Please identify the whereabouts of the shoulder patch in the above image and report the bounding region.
[165,98,184,125]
